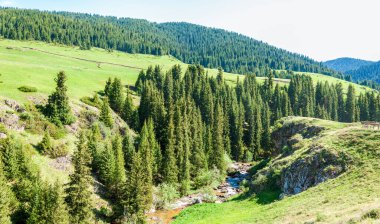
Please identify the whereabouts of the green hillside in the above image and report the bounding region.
[174,117,380,224]
[0,39,373,103]
[0,8,339,76]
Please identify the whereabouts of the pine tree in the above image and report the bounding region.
[346,84,356,122]
[210,103,226,172]
[98,142,116,187]
[104,77,112,97]
[179,109,190,195]
[190,108,207,178]
[122,149,146,223]
[122,90,135,128]
[147,118,162,183]
[109,78,124,113]
[136,122,153,211]
[38,130,53,155]
[0,160,14,224]
[122,133,135,173]
[99,97,114,128]
[112,135,126,196]
[65,133,93,224]
[45,71,74,125]
[27,181,69,224]
[162,113,178,184]
[261,102,271,155]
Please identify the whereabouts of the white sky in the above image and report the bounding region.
[1,0,379,62]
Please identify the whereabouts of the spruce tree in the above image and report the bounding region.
[210,103,226,172]
[179,109,190,196]
[27,181,69,224]
[99,97,114,128]
[45,71,74,125]
[136,122,153,211]
[147,118,162,183]
[162,114,178,184]
[104,77,112,97]
[112,135,126,198]
[38,130,53,155]
[65,133,93,224]
[0,160,14,224]
[346,85,356,122]
[122,133,135,173]
[261,102,271,154]
[109,78,124,113]
[122,90,135,128]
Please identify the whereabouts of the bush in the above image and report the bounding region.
[18,85,37,92]
[23,103,67,139]
[154,183,179,209]
[193,167,223,189]
[46,142,69,158]
[200,187,217,203]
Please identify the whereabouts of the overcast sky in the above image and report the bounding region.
[1,0,379,62]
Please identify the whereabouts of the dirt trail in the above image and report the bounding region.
[22,47,143,70]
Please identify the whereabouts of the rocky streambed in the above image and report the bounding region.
[148,163,251,224]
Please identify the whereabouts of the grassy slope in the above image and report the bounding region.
[174,118,380,224]
[0,39,243,102]
[0,39,373,104]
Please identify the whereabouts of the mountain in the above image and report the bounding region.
[324,57,374,73]
[0,8,339,77]
[346,61,380,83]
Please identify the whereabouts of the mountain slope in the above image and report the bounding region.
[346,61,380,83]
[174,117,380,224]
[324,57,374,73]
[0,8,339,76]
[0,39,373,103]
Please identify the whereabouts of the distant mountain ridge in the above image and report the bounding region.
[346,61,380,83]
[324,57,375,73]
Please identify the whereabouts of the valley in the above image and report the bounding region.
[0,6,379,224]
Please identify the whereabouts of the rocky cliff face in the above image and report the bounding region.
[250,117,349,197]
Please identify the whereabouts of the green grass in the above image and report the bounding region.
[0,39,373,104]
[0,39,242,102]
[174,118,380,224]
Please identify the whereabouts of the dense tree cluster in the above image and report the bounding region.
[0,8,340,76]
[347,61,380,84]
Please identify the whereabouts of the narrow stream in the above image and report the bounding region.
[148,163,251,224]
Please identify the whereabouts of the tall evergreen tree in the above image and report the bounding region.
[45,71,74,125]
[346,85,356,122]
[65,133,93,224]
[99,97,114,128]
[210,103,226,172]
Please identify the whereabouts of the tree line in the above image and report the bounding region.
[2,65,380,223]
[0,8,341,77]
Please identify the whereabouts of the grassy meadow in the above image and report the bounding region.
[0,39,373,104]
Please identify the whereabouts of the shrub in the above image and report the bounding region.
[47,142,69,158]
[18,85,37,92]
[200,187,217,203]
[193,167,223,189]
[154,183,179,209]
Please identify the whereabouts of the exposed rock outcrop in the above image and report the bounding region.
[250,117,349,197]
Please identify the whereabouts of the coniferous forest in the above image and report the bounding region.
[0,8,341,76]
[0,6,380,224]
[1,63,379,223]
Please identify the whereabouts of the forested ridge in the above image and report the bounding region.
[347,61,380,84]
[324,57,374,73]
[0,7,340,76]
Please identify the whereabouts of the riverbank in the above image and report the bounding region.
[148,163,251,224]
